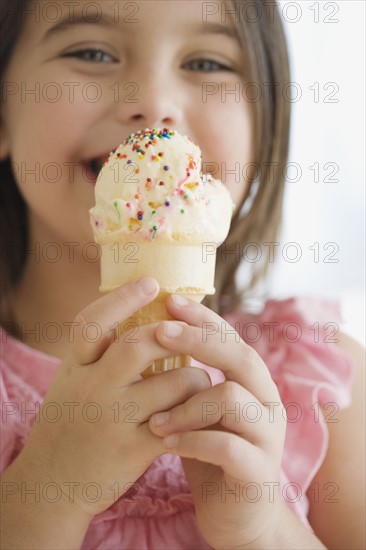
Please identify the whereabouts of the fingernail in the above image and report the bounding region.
[172,294,188,307]
[163,434,179,449]
[151,411,170,427]
[136,277,157,295]
[162,322,183,338]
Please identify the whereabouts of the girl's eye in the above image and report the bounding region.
[183,59,232,72]
[62,49,115,63]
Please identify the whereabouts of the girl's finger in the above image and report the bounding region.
[130,367,212,422]
[155,306,279,404]
[71,277,159,365]
[101,320,190,382]
[100,323,213,414]
[135,421,172,461]
[162,430,266,481]
[149,381,271,448]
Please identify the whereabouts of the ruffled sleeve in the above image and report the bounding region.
[223,297,356,527]
[0,366,17,472]
[0,328,60,473]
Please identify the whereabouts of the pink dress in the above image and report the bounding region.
[0,298,355,549]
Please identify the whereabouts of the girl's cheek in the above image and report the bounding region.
[32,63,113,120]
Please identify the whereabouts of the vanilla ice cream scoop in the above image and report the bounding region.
[90,128,233,245]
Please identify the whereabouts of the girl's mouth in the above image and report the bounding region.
[82,153,110,185]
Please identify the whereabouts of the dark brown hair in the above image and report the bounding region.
[205,0,291,313]
[0,0,29,329]
[0,0,290,330]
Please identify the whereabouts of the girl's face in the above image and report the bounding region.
[1,0,253,246]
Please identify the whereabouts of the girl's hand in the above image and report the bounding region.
[150,295,287,549]
[16,279,211,519]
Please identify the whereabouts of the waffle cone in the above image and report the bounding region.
[97,238,217,295]
[97,237,217,376]
[119,292,205,377]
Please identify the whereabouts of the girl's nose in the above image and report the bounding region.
[114,78,183,130]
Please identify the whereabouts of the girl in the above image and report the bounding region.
[0,1,364,548]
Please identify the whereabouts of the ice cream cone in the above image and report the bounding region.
[89,128,234,378]
[97,237,215,377]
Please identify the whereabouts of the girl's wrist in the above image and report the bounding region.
[1,451,93,548]
[234,503,326,550]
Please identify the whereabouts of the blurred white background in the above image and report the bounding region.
[263,0,365,345]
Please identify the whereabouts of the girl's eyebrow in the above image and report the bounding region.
[40,15,237,44]
[193,22,238,39]
[40,13,117,42]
